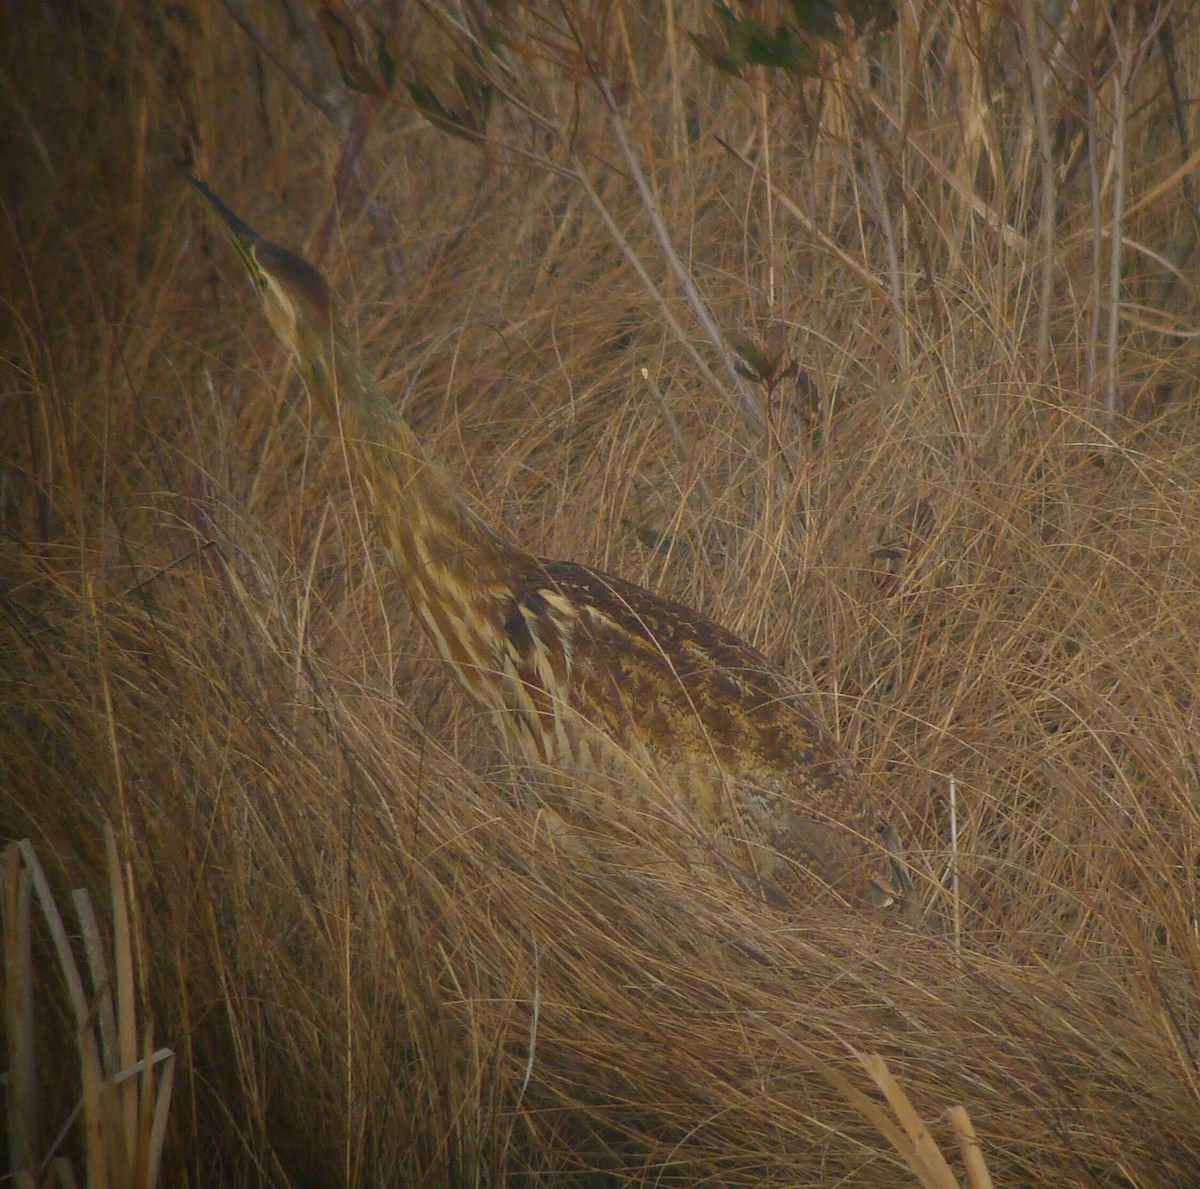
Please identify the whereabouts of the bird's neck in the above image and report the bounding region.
[300,335,530,647]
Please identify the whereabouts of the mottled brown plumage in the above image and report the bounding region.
[188,177,912,911]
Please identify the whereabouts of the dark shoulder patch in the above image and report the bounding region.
[522,588,551,619]
[502,600,536,659]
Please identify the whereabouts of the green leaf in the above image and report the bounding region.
[688,31,748,76]
[376,29,398,92]
[729,332,771,383]
[406,77,453,122]
[320,7,382,94]
[455,66,493,130]
[623,519,681,557]
[787,0,841,40]
[691,0,895,81]
[406,77,484,141]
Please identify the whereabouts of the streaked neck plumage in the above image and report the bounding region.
[291,312,534,702]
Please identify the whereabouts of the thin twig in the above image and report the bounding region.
[518,934,540,1105]
[1104,7,1134,427]
[570,158,741,426]
[716,135,903,321]
[218,0,344,127]
[639,366,729,553]
[596,80,766,438]
[1085,64,1102,407]
[1020,0,1056,379]
[949,775,961,966]
[852,53,909,382]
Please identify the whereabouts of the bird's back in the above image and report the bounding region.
[489,556,909,909]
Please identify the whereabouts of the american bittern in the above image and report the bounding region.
[188,177,913,912]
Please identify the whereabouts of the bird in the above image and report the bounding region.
[187,176,913,913]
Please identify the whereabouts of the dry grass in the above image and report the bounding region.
[4,829,173,1187]
[4,0,1200,1184]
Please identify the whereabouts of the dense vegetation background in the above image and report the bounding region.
[4,1,1200,1184]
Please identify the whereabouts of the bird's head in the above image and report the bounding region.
[187,175,334,369]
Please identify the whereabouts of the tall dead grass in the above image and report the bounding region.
[4,0,1200,1184]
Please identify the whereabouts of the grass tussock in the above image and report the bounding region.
[4,0,1200,1184]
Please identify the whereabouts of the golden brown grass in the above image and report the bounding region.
[4,1,1200,1184]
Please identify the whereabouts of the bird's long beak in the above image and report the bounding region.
[186,175,263,282]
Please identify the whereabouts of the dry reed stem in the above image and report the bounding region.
[3,833,173,1187]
